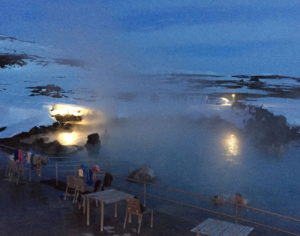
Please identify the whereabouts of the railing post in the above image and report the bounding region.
[235,204,239,223]
[143,182,147,207]
[55,162,58,186]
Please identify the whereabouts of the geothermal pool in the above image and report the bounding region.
[97,114,300,221]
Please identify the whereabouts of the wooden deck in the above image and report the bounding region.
[191,218,254,236]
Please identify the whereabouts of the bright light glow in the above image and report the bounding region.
[48,103,107,125]
[231,93,236,102]
[224,134,240,157]
[57,132,79,145]
[220,97,231,106]
[49,104,90,117]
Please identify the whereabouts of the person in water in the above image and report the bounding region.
[211,195,223,205]
[233,193,247,206]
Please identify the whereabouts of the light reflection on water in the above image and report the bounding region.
[57,132,79,145]
[224,133,240,158]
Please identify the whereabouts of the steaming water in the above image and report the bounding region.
[93,90,300,224]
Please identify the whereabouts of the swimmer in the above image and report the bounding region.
[233,193,247,206]
[212,195,223,205]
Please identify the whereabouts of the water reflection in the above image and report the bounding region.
[224,133,240,157]
[57,132,79,145]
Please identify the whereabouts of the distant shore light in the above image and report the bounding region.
[231,94,236,102]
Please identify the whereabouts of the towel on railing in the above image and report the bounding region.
[14,149,23,162]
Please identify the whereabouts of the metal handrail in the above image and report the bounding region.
[113,176,300,236]
[122,176,300,223]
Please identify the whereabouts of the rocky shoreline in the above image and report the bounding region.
[1,102,300,157]
[0,122,83,156]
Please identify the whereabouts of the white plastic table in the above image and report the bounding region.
[85,189,133,231]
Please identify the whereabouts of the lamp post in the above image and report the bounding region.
[231,94,236,102]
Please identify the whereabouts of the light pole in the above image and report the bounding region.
[231,94,236,102]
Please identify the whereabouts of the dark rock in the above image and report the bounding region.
[54,114,82,123]
[29,126,40,135]
[34,139,82,156]
[61,123,73,130]
[0,127,6,132]
[27,84,67,98]
[62,123,73,130]
[0,123,82,156]
[128,166,155,183]
[245,106,299,147]
[86,133,100,145]
[248,81,265,89]
[0,53,30,68]
[53,122,60,128]
[250,76,260,82]
[85,133,101,156]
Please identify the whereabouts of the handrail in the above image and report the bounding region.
[0,144,15,150]
[147,192,300,236]
[46,163,136,168]
[113,176,300,236]
[121,176,300,223]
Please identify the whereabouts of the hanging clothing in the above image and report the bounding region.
[8,154,14,161]
[26,152,32,164]
[31,154,38,166]
[17,150,23,162]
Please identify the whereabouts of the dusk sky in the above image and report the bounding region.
[1,0,300,75]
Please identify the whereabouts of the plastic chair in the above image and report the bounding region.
[123,197,153,234]
[75,177,96,212]
[64,175,77,200]
[7,159,20,183]
[74,177,94,203]
[74,177,86,203]
[6,159,30,184]
[103,172,113,189]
